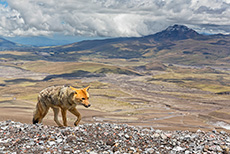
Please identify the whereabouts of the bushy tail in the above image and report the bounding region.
[32,117,39,124]
[32,101,43,124]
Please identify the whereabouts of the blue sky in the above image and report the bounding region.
[0,0,7,7]
[1,0,230,44]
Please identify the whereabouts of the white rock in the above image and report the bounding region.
[48,141,56,146]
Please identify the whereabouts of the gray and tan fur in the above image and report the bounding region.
[33,85,90,126]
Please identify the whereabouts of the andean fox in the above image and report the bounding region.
[33,85,90,126]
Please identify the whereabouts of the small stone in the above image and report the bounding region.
[226,137,230,142]
[29,141,35,146]
[64,145,71,149]
[184,135,191,140]
[48,141,56,146]
[220,131,226,135]
[212,129,217,134]
[197,145,203,150]
[155,130,162,133]
[39,141,44,145]
[203,145,209,152]
[165,133,172,138]
[173,146,185,152]
[179,136,185,140]
[6,120,12,123]
[184,150,190,154]
[118,132,124,137]
[129,147,136,152]
[66,136,77,144]
[210,134,215,138]
[106,140,115,146]
[161,134,167,140]
[56,138,63,143]
[113,147,119,152]
[189,143,196,147]
[146,148,154,154]
[196,129,202,133]
[216,145,223,152]
[124,134,130,139]
[223,147,230,153]
[153,133,160,138]
[1,126,8,130]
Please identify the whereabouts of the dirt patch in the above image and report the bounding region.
[0,106,108,127]
[209,111,230,120]
[0,66,47,80]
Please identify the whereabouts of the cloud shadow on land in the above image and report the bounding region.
[43,70,105,81]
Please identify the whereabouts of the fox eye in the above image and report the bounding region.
[75,92,77,94]
[82,98,85,100]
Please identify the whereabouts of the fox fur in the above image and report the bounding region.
[32,85,90,126]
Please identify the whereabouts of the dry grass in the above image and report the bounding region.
[0,51,32,56]
[20,60,134,75]
[150,67,230,93]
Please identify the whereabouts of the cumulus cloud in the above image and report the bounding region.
[1,0,230,37]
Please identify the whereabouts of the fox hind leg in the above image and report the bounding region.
[39,108,49,123]
[52,107,63,127]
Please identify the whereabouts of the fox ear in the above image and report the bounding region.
[68,86,76,96]
[84,86,90,92]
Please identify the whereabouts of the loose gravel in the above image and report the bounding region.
[0,120,230,154]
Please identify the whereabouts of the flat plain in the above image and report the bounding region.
[0,57,230,132]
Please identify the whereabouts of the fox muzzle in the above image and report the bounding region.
[84,104,91,108]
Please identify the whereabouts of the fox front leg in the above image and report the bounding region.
[69,108,82,126]
[61,109,68,126]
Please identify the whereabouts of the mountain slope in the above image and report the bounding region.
[37,24,230,65]
[0,37,24,50]
[57,24,206,51]
[144,24,205,41]
[0,37,16,46]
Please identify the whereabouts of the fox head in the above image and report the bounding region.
[69,86,91,108]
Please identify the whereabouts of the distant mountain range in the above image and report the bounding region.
[5,36,62,47]
[40,24,230,65]
[4,35,107,47]
[1,25,230,65]
[0,37,23,50]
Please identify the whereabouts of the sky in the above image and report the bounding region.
[1,0,230,42]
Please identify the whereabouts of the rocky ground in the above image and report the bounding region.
[1,120,230,154]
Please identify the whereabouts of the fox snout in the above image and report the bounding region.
[84,104,91,108]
